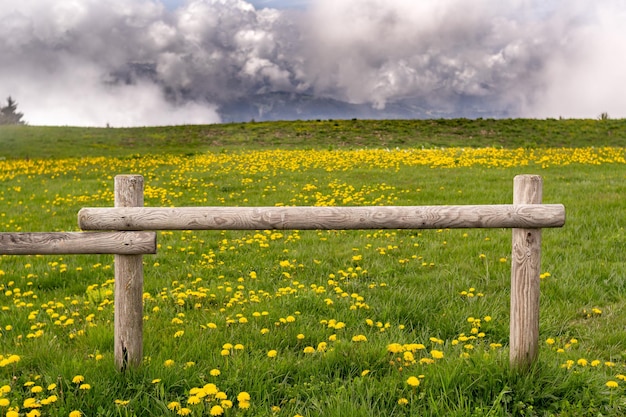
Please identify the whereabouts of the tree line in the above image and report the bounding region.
[0,96,26,125]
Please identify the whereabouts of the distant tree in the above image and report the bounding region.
[0,96,26,125]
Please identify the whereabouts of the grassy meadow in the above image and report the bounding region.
[1,120,625,416]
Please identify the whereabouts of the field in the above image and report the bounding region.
[1,120,625,416]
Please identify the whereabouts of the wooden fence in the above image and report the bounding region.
[0,174,565,372]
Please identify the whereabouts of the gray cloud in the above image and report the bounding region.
[0,0,624,126]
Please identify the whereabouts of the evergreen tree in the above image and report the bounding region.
[0,96,26,125]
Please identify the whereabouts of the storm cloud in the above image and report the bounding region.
[0,0,624,126]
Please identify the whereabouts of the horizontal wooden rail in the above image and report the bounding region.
[78,204,565,231]
[0,231,157,255]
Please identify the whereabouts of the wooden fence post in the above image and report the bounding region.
[114,175,144,371]
[510,175,543,370]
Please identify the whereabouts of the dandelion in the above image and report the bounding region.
[167,401,181,410]
[210,404,224,416]
[237,392,251,402]
[178,408,192,416]
[71,375,85,384]
[303,346,315,354]
[361,370,370,377]
[115,399,130,405]
[606,381,619,388]
[398,398,409,405]
[430,350,444,359]
[69,411,82,417]
[267,350,278,358]
[164,359,175,367]
[79,384,91,390]
[210,368,221,376]
[0,398,10,407]
[187,396,201,405]
[406,376,420,387]
[152,379,161,384]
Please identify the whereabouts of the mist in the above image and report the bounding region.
[1,0,624,126]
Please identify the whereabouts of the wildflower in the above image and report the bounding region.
[115,399,130,405]
[187,396,201,405]
[361,370,370,377]
[406,376,420,387]
[69,411,82,417]
[267,350,278,358]
[303,346,315,354]
[6,411,18,417]
[237,392,251,402]
[398,398,409,405]
[27,411,41,417]
[79,384,91,390]
[0,398,10,407]
[606,381,619,388]
[152,379,161,384]
[430,350,444,359]
[178,408,192,416]
[164,359,175,367]
[210,369,221,376]
[546,338,555,345]
[167,401,181,410]
[71,375,85,384]
[210,405,224,416]
[239,401,251,409]
[577,358,588,367]
[31,386,43,393]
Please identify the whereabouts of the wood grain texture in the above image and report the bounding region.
[79,204,565,231]
[510,175,542,370]
[114,175,144,371]
[0,231,156,255]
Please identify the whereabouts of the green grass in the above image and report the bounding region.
[0,120,625,416]
[1,117,626,159]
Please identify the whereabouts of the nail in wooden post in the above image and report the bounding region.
[510,175,542,370]
[114,175,144,371]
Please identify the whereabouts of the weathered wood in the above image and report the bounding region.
[114,175,144,371]
[0,231,156,255]
[510,175,542,370]
[78,204,565,231]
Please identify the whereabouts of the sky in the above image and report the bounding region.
[1,0,625,126]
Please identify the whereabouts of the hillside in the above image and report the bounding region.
[1,118,625,159]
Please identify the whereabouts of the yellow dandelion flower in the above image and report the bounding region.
[430,350,444,359]
[79,384,91,390]
[210,404,224,415]
[606,381,619,388]
[303,346,315,354]
[164,359,175,367]
[398,398,409,405]
[69,411,82,417]
[0,398,10,407]
[237,392,251,402]
[210,368,221,376]
[406,376,420,387]
[71,375,85,384]
[177,407,192,416]
[187,396,201,405]
[167,401,181,410]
